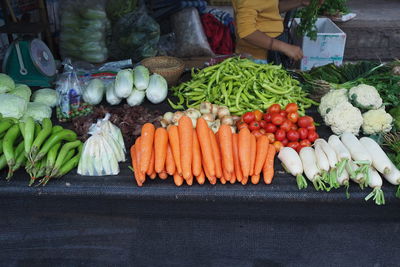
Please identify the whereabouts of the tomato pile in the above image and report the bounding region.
[237,103,319,152]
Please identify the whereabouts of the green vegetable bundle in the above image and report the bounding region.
[169,57,317,116]
[0,115,82,186]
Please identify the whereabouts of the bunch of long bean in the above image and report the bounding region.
[169,57,317,116]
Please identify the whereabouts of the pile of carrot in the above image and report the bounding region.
[130,116,276,186]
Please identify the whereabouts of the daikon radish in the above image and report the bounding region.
[328,135,353,177]
[337,168,350,199]
[346,160,366,189]
[365,168,385,205]
[299,147,327,191]
[359,137,392,175]
[314,142,337,189]
[314,139,338,168]
[383,163,400,198]
[278,147,307,189]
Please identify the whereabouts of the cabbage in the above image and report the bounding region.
[9,84,31,102]
[133,65,150,90]
[146,74,168,104]
[115,69,133,98]
[32,88,59,107]
[83,79,105,105]
[0,94,27,119]
[23,102,52,122]
[127,89,145,106]
[105,81,122,105]
[0,73,15,93]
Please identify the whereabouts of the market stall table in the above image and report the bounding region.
[1,98,400,267]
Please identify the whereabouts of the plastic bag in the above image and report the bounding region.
[56,59,93,122]
[59,0,110,63]
[108,0,160,61]
[171,7,214,57]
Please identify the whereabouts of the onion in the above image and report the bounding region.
[163,112,174,124]
[172,111,184,125]
[200,102,212,114]
[221,115,234,126]
[211,104,219,116]
[217,106,230,119]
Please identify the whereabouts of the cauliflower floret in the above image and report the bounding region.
[324,102,363,135]
[318,88,349,117]
[348,84,382,110]
[362,109,393,135]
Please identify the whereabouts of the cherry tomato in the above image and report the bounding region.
[306,124,316,132]
[279,110,288,118]
[307,130,319,143]
[253,110,263,121]
[267,104,281,114]
[297,116,314,128]
[259,128,266,135]
[243,112,255,124]
[237,121,248,130]
[280,120,293,132]
[299,139,311,147]
[298,128,308,140]
[281,139,289,146]
[265,123,277,133]
[265,133,275,143]
[287,141,300,151]
[263,113,272,123]
[286,129,300,142]
[249,121,260,131]
[296,145,305,153]
[252,130,263,138]
[259,120,267,129]
[285,103,299,113]
[275,129,286,141]
[271,113,285,125]
[273,141,284,151]
[287,112,299,123]
[290,124,298,131]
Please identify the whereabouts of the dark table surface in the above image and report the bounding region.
[1,88,400,267]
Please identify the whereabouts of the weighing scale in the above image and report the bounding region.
[2,38,57,87]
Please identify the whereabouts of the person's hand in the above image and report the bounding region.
[280,43,303,61]
[301,0,324,7]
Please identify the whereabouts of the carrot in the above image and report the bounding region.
[186,173,193,186]
[230,169,237,184]
[149,171,157,180]
[220,177,227,184]
[222,165,231,182]
[196,118,215,177]
[218,125,234,175]
[135,137,146,184]
[173,172,184,186]
[130,145,142,186]
[209,128,222,179]
[154,127,168,173]
[232,134,243,182]
[167,125,182,175]
[196,169,206,185]
[249,134,256,176]
[178,116,193,181]
[238,128,251,178]
[263,144,276,184]
[140,123,155,173]
[254,135,269,176]
[146,145,155,176]
[159,171,168,180]
[192,129,202,177]
[202,156,216,184]
[251,174,260,184]
[241,175,248,185]
[165,144,176,175]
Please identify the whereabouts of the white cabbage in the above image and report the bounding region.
[127,89,145,106]
[114,69,133,98]
[9,84,31,102]
[105,81,122,105]
[146,74,168,104]
[83,78,105,105]
[0,73,15,93]
[133,65,150,90]
[0,94,27,119]
[32,88,59,107]
[23,102,52,122]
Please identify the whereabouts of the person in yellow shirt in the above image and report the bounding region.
[232,0,324,63]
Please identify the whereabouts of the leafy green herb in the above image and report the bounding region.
[296,0,320,40]
[319,0,349,16]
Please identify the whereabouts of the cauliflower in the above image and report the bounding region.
[362,109,393,135]
[318,88,349,117]
[324,102,363,135]
[348,84,382,110]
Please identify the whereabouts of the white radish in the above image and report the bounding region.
[337,168,350,199]
[365,168,385,205]
[341,132,372,163]
[314,138,338,168]
[359,137,392,175]
[314,143,336,189]
[278,147,307,189]
[383,163,400,198]
[299,147,327,191]
[328,135,352,177]
[346,160,365,185]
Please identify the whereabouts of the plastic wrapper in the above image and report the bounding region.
[59,0,110,63]
[171,7,214,57]
[56,59,93,122]
[108,1,160,61]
